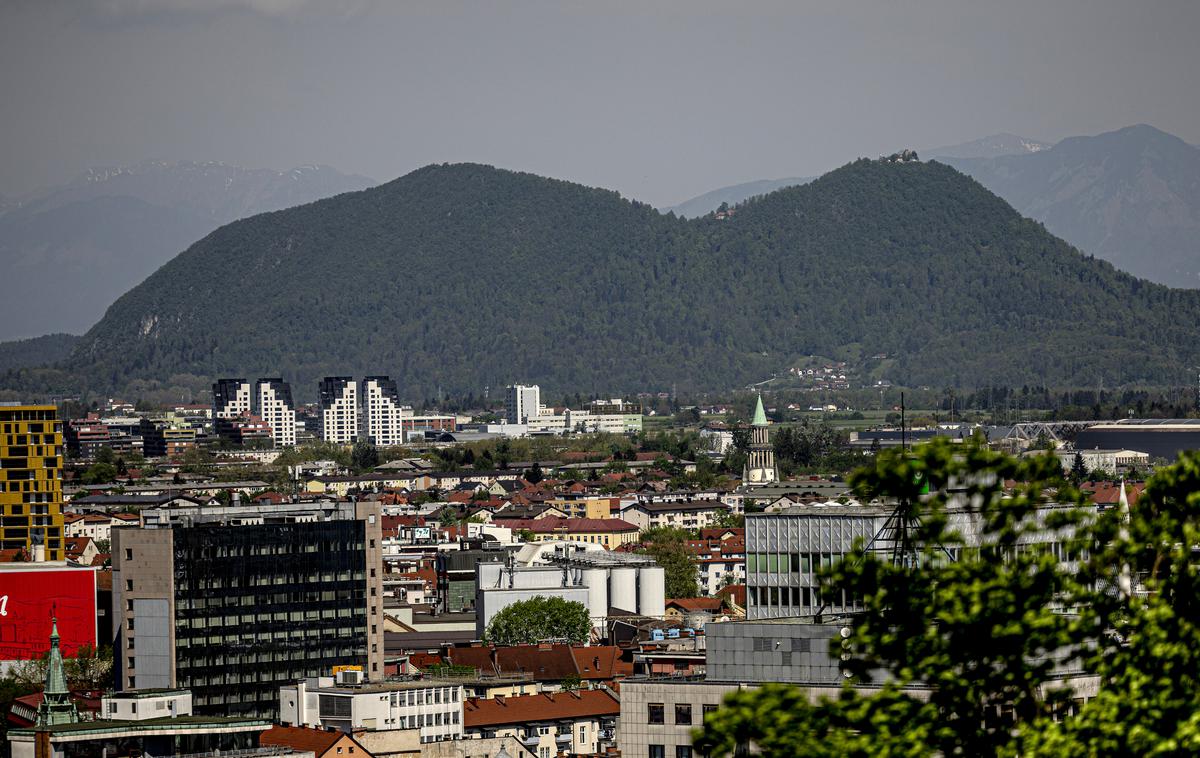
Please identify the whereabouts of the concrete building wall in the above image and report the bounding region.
[618,680,745,758]
[112,527,175,691]
[705,619,849,685]
[358,501,386,681]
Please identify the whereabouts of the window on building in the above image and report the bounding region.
[648,703,665,724]
[702,703,718,719]
[675,703,692,725]
[649,746,666,758]
[125,548,133,560]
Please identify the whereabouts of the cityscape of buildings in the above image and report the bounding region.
[0,384,1190,757]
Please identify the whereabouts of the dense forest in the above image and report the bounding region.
[8,158,1200,401]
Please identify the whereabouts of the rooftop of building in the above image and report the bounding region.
[632,500,730,512]
[8,715,272,737]
[490,516,638,533]
[463,690,620,728]
[260,725,367,755]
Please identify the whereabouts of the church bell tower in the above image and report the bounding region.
[743,395,779,484]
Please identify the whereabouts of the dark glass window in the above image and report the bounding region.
[675,703,692,725]
[648,703,665,724]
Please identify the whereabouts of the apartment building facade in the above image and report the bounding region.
[255,378,297,448]
[112,501,385,719]
[360,376,410,447]
[319,377,359,444]
[0,404,65,561]
[212,379,252,420]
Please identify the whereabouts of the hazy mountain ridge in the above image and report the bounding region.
[0,333,80,373]
[924,133,1052,160]
[942,124,1200,286]
[0,161,375,339]
[664,176,812,219]
[26,158,1200,399]
[664,133,1051,218]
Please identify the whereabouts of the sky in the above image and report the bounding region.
[2,0,1199,208]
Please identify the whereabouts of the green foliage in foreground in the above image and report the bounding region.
[483,596,591,646]
[696,440,1200,756]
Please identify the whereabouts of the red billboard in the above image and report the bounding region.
[0,567,98,660]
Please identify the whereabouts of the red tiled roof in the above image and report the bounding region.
[259,726,365,756]
[717,583,747,609]
[64,537,92,559]
[1081,481,1144,506]
[463,690,619,728]
[568,645,632,679]
[408,651,444,669]
[666,597,724,612]
[699,527,744,540]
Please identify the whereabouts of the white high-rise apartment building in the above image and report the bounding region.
[255,378,297,448]
[212,379,252,419]
[318,377,359,444]
[360,376,411,447]
[505,384,542,424]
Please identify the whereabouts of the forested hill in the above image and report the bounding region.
[35,160,1200,398]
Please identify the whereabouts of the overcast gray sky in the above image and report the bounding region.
[2,0,1198,207]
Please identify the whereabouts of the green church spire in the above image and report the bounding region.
[36,616,79,727]
[752,394,768,426]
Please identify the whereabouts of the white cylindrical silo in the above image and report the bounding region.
[584,568,609,621]
[637,566,666,618]
[610,567,638,613]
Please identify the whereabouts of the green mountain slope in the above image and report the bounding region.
[52,160,1200,398]
[664,176,813,218]
[0,334,80,373]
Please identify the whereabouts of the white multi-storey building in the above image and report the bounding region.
[212,379,251,419]
[279,676,464,746]
[505,384,542,424]
[360,376,411,447]
[255,378,297,448]
[319,377,359,444]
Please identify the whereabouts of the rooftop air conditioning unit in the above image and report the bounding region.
[336,669,365,685]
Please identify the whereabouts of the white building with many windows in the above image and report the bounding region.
[318,376,359,444]
[505,384,542,424]
[279,676,463,747]
[360,376,411,447]
[212,379,252,420]
[255,378,296,448]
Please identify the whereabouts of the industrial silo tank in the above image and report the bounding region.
[609,567,639,613]
[583,568,609,621]
[637,565,666,617]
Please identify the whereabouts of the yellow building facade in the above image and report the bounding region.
[0,405,65,560]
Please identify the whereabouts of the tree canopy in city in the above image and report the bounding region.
[696,440,1200,756]
[483,596,591,646]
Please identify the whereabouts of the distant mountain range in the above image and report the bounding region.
[924,133,1052,160]
[665,177,813,219]
[0,161,374,340]
[664,132,1050,218]
[6,158,1199,401]
[670,125,1200,288]
[941,125,1200,287]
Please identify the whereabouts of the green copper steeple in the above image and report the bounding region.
[752,395,768,426]
[36,616,79,727]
